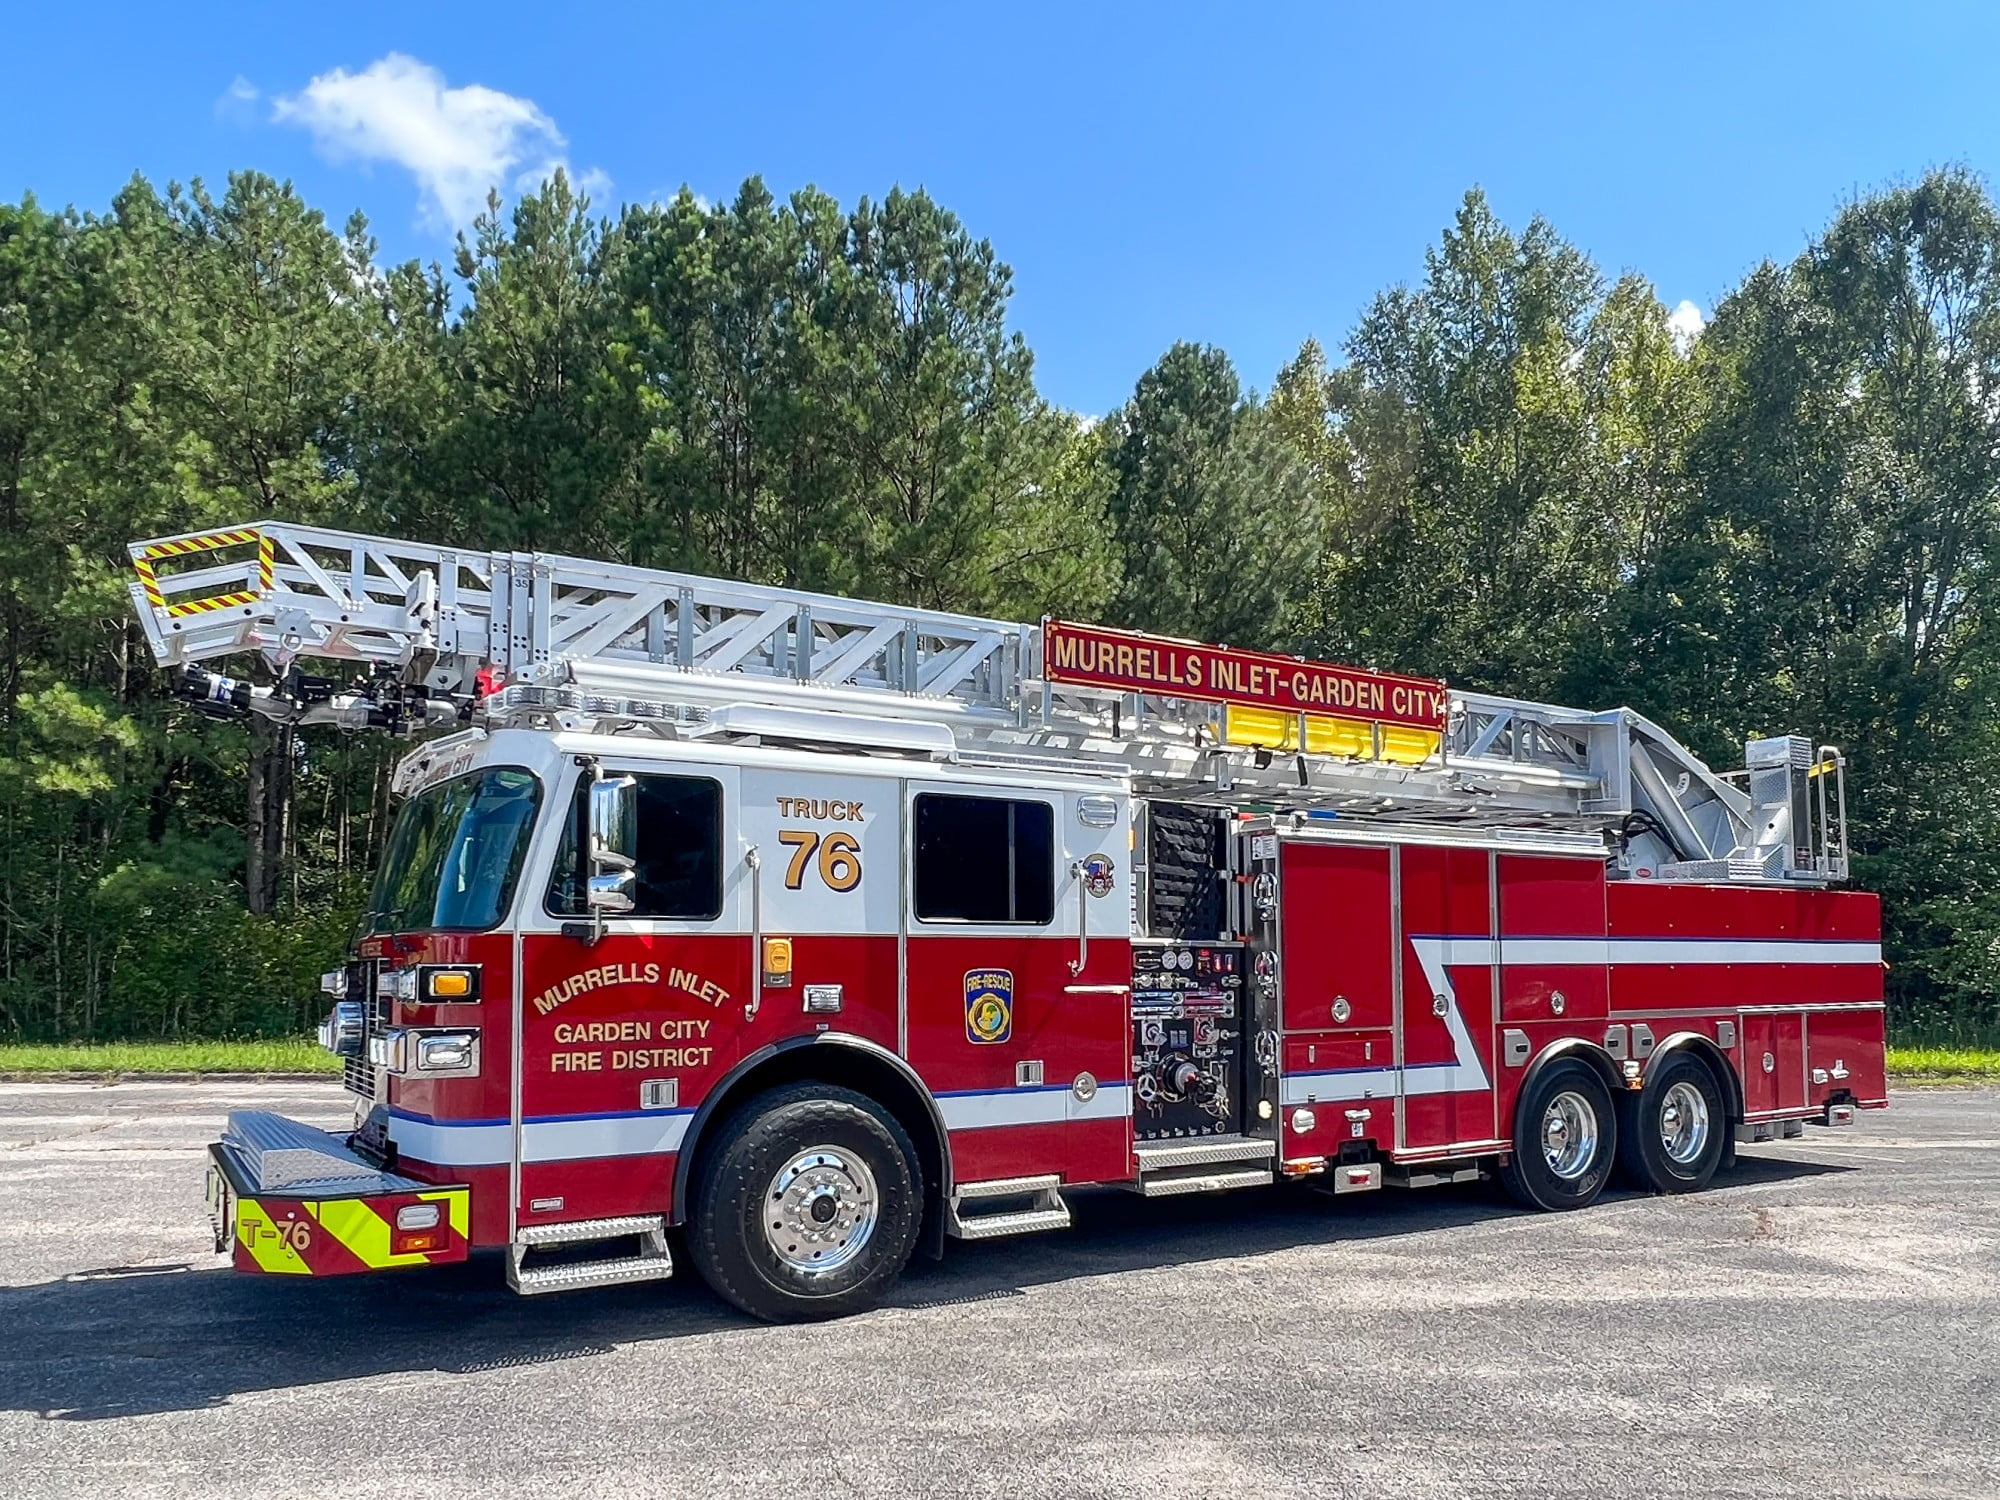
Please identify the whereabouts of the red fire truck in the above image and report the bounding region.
[130,523,1885,1321]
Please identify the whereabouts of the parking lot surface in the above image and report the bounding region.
[1,1080,1995,1499]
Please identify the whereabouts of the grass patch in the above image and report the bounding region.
[0,1039,339,1075]
[2,1038,1995,1084]
[1887,1046,2000,1081]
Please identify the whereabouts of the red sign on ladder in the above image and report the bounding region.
[1041,620,1449,731]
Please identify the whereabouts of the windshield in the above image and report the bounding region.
[367,767,542,934]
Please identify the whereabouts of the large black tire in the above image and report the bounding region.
[1499,1059,1618,1211]
[686,1083,922,1322]
[1615,1051,1727,1194]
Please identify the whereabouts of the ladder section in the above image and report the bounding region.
[129,521,1035,715]
[123,520,1829,869]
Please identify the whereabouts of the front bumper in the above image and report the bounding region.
[207,1110,470,1276]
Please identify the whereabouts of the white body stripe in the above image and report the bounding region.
[1305,935,1883,1109]
[390,1083,1134,1169]
[1283,1068,1394,1106]
[1504,938,1881,967]
[1406,937,1495,1093]
[938,1083,1133,1132]
[390,1111,690,1167]
[390,937,1877,1169]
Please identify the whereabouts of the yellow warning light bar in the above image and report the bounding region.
[1221,705,1442,767]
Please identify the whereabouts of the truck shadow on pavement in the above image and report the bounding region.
[0,1153,1848,1421]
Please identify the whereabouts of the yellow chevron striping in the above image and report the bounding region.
[311,1189,468,1269]
[164,591,258,618]
[133,558,165,609]
[141,529,259,559]
[134,529,268,616]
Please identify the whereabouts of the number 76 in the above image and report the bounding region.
[777,829,862,892]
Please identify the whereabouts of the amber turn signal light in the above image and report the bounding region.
[421,966,479,1001]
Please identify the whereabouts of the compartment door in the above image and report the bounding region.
[1279,842,1394,1034]
[1395,845,1499,1152]
[903,784,1131,1185]
[1741,1013,1809,1116]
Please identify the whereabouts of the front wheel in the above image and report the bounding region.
[1616,1052,1726,1193]
[686,1083,923,1322]
[1499,1059,1618,1211]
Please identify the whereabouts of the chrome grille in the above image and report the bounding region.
[340,958,381,1102]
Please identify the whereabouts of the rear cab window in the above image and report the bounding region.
[912,793,1054,924]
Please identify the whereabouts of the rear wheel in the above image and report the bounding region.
[1617,1052,1726,1193]
[1499,1059,1617,1211]
[687,1083,922,1322]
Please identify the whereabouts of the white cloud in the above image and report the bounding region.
[1667,299,1706,355]
[272,53,608,229]
[215,76,261,124]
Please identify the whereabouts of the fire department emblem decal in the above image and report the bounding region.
[964,969,1014,1045]
[1080,853,1115,898]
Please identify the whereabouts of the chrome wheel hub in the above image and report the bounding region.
[764,1146,879,1274]
[1541,1090,1600,1181]
[1658,1079,1711,1165]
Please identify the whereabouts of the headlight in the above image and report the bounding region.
[318,1001,365,1058]
[415,1030,479,1075]
[369,1027,479,1076]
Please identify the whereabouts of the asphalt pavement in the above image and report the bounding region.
[1,1079,1996,1499]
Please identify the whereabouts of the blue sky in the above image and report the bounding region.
[6,2,1999,414]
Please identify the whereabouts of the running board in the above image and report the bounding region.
[1735,1119,1808,1144]
[1383,1162,1483,1189]
[947,1174,1072,1241]
[507,1213,673,1295]
[1130,1136,1276,1197]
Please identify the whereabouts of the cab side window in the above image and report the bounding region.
[547,774,723,920]
[912,793,1054,924]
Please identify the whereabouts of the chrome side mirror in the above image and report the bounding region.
[589,775,638,871]
[587,868,636,914]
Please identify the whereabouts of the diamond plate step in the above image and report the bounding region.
[1133,1136,1276,1171]
[517,1214,664,1247]
[507,1213,673,1294]
[956,1173,1061,1201]
[1135,1166,1273,1197]
[510,1254,676,1295]
[946,1174,1071,1240]
[949,1207,1074,1240]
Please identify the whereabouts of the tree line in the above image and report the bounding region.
[1,165,1995,1042]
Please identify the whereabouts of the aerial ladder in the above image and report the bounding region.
[127,521,1849,887]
